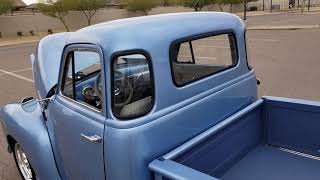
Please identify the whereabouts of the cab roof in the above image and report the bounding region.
[68,12,245,54]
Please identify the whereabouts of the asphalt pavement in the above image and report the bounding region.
[0,13,320,180]
[245,11,320,27]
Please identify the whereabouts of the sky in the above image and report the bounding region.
[22,0,37,5]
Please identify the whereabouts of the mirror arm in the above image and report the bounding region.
[37,97,54,111]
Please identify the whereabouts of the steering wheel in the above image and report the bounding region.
[94,71,134,108]
[113,71,134,108]
[94,73,103,100]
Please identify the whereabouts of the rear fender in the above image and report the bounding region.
[0,102,61,180]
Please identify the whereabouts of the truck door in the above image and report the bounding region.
[46,45,106,180]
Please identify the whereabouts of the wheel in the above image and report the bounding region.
[13,143,36,180]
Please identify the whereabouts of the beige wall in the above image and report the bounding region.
[0,6,245,37]
[0,7,190,36]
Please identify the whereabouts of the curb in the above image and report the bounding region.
[0,24,319,47]
[247,25,320,30]
[0,40,40,48]
[236,9,320,17]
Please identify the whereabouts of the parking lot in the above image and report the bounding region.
[0,13,320,179]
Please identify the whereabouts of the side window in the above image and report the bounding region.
[171,33,238,86]
[112,54,153,118]
[61,50,103,110]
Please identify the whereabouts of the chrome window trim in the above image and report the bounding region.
[58,91,101,113]
[57,44,105,115]
[110,49,155,120]
[169,31,239,87]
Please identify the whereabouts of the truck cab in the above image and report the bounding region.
[1,12,320,180]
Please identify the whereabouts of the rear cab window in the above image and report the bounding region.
[170,33,238,86]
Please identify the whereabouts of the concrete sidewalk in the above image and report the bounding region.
[0,34,45,47]
[247,24,320,30]
[235,6,320,17]
[1,8,320,47]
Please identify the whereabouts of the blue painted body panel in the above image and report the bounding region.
[1,12,319,180]
[0,102,61,180]
[33,33,71,99]
[150,97,320,180]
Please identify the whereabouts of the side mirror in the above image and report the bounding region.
[21,97,37,112]
[21,96,54,112]
[257,78,261,85]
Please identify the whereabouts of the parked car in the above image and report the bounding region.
[1,12,320,180]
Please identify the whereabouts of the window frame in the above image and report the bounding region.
[169,30,239,87]
[244,30,253,70]
[110,49,155,120]
[58,44,105,114]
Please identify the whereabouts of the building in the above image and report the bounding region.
[248,0,320,10]
[12,0,27,11]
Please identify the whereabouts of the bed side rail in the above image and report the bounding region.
[149,159,219,180]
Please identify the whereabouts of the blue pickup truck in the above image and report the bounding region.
[1,12,320,180]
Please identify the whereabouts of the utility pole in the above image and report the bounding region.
[243,0,247,20]
[270,0,273,12]
[307,0,311,11]
[263,0,265,10]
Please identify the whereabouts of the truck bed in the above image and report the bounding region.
[222,145,320,180]
[149,97,320,180]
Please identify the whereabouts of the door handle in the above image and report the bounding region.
[81,134,102,143]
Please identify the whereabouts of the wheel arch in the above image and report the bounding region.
[0,103,62,180]
[6,135,16,153]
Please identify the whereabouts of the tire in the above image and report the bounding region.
[13,143,36,180]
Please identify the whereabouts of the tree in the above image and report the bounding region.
[299,0,306,12]
[67,0,105,26]
[38,0,71,32]
[241,0,257,20]
[227,0,241,12]
[215,0,229,11]
[160,0,176,6]
[182,0,212,11]
[0,0,13,15]
[127,0,157,15]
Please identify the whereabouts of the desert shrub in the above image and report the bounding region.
[17,32,23,36]
[29,30,35,36]
[48,29,53,34]
[249,6,258,11]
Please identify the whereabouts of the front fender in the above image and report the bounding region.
[0,102,61,180]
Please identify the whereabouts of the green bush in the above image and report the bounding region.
[17,32,23,36]
[127,0,156,15]
[48,29,53,34]
[29,30,35,36]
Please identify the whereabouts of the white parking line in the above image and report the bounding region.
[0,68,32,76]
[12,68,32,73]
[179,55,217,60]
[248,38,280,42]
[0,69,34,83]
[182,44,229,49]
